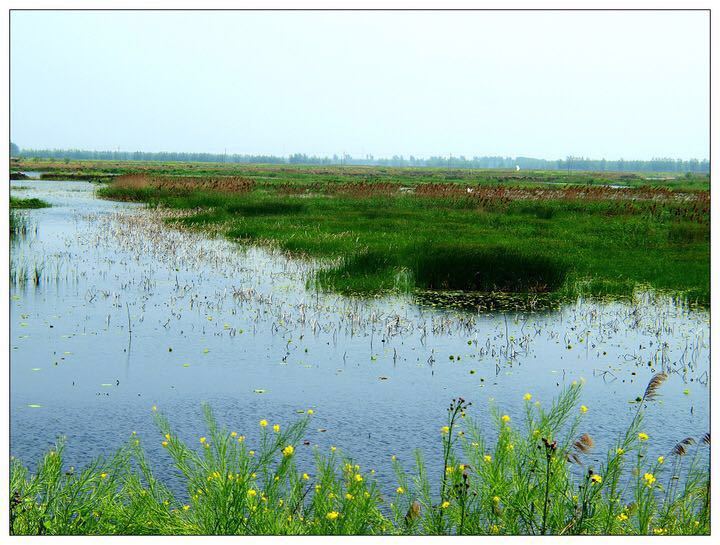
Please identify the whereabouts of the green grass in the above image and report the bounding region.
[97,183,710,305]
[10,197,51,209]
[10,379,709,535]
[12,157,711,191]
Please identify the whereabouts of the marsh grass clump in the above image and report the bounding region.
[96,173,709,304]
[10,379,709,536]
[10,197,51,209]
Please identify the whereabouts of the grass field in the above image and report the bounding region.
[9,197,51,209]
[11,157,711,191]
[92,169,709,305]
[9,380,710,535]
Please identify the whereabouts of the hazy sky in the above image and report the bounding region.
[10,10,709,159]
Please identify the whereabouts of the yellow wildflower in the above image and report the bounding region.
[282,445,295,457]
[484,454,492,463]
[100,473,108,479]
[441,426,450,435]
[493,496,500,503]
[273,424,281,433]
[501,415,511,423]
[396,487,405,494]
[345,493,354,500]
[580,405,588,413]
[230,431,237,437]
[354,474,363,483]
[524,393,532,401]
[326,511,339,521]
[638,432,649,441]
[643,473,656,487]
[330,446,337,452]
[199,437,206,444]
[247,489,257,498]
[590,474,602,485]
[183,505,190,511]
[441,501,450,509]
[307,409,314,415]
[161,441,168,448]
[657,456,665,464]
[616,448,625,455]
[259,419,268,428]
[302,473,310,481]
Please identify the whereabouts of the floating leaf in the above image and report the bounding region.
[253,389,267,394]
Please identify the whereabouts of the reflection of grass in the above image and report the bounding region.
[10,197,51,209]
[10,380,710,535]
[98,180,709,305]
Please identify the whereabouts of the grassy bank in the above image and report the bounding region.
[97,175,710,305]
[10,197,51,209]
[10,379,709,535]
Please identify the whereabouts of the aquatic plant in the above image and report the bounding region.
[9,378,709,535]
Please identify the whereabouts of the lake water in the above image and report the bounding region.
[10,180,710,497]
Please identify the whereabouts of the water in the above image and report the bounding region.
[10,180,710,497]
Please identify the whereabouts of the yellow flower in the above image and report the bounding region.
[617,513,628,522]
[396,487,405,494]
[445,466,454,474]
[230,431,237,437]
[100,473,108,479]
[391,455,397,461]
[643,473,656,487]
[164,433,171,440]
[590,474,602,484]
[247,489,257,498]
[302,473,310,481]
[580,405,588,413]
[259,419,268,428]
[524,393,532,401]
[490,524,500,534]
[458,464,466,471]
[326,511,339,520]
[441,501,450,509]
[315,484,322,492]
[199,437,206,444]
[506,444,514,451]
[492,496,500,504]
[151,405,157,412]
[616,448,625,455]
[501,415,511,423]
[282,445,295,457]
[441,426,450,435]
[657,456,665,464]
[161,441,168,448]
[330,446,337,453]
[638,432,649,442]
[653,528,666,535]
[354,474,363,482]
[273,424,281,433]
[182,505,190,511]
[484,455,492,463]
[238,435,245,443]
[345,493,354,500]
[307,409,314,415]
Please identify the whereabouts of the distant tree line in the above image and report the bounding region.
[11,144,709,173]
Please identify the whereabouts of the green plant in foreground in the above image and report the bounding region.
[10,378,709,535]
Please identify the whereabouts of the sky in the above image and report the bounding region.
[10,10,710,160]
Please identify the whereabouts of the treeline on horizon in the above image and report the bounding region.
[11,145,710,173]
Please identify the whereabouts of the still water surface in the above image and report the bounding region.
[10,180,709,496]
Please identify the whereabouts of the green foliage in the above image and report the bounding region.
[9,197,51,209]
[10,382,710,536]
[96,183,709,305]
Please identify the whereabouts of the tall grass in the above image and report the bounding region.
[10,378,709,535]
